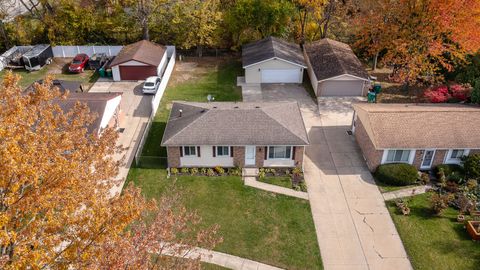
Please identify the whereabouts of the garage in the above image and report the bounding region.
[110,40,167,81]
[119,65,157,81]
[261,69,302,83]
[320,80,365,96]
[242,36,306,84]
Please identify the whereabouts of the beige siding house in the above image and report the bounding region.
[161,102,309,169]
[352,103,480,171]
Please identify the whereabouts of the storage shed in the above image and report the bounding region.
[242,37,306,84]
[110,40,167,81]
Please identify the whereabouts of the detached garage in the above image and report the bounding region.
[304,39,369,97]
[242,36,307,84]
[110,40,167,81]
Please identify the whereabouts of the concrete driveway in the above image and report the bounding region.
[302,100,412,269]
[89,80,152,196]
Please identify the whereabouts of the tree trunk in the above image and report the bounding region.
[373,52,379,71]
[0,20,10,49]
[197,45,203,58]
[142,19,149,41]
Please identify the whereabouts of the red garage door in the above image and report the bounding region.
[119,65,157,80]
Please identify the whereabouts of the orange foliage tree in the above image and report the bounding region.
[0,72,219,269]
[354,0,480,84]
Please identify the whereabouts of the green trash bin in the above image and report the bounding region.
[106,69,112,77]
[99,68,105,78]
[373,84,382,94]
[367,91,376,103]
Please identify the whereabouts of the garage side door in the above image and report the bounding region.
[261,69,301,83]
[119,65,157,80]
[320,80,364,96]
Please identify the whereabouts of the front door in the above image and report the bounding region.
[245,146,256,166]
[421,150,436,169]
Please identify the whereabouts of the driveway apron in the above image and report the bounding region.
[301,99,412,270]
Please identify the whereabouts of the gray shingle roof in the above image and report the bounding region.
[305,39,368,81]
[242,36,307,68]
[353,103,480,149]
[161,102,309,146]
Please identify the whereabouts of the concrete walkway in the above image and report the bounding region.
[382,185,428,201]
[244,177,309,200]
[163,244,283,270]
[301,101,412,270]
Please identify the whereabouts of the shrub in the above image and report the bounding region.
[435,164,465,179]
[258,170,266,179]
[292,167,303,176]
[462,154,480,180]
[424,85,450,103]
[206,168,215,177]
[420,172,430,184]
[228,167,242,176]
[449,84,471,101]
[180,168,189,174]
[200,168,208,175]
[375,163,418,186]
[189,167,199,175]
[214,166,225,175]
[170,167,178,175]
[430,193,454,215]
[471,78,480,104]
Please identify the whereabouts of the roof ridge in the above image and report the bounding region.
[261,104,309,144]
[162,103,211,145]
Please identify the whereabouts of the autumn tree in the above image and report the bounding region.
[0,72,219,269]
[354,0,480,84]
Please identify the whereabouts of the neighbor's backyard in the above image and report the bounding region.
[127,57,322,269]
[387,193,480,270]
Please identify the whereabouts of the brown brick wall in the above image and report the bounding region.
[354,119,383,171]
[432,150,447,168]
[232,146,245,167]
[294,146,304,168]
[167,147,181,168]
[412,150,424,170]
[255,146,265,167]
[470,149,480,155]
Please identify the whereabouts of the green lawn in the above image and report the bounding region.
[127,172,322,270]
[374,179,420,193]
[0,58,99,90]
[259,176,293,189]
[140,58,242,158]
[387,193,480,270]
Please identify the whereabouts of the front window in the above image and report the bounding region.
[385,149,411,163]
[268,146,292,159]
[183,146,196,156]
[446,149,468,164]
[450,149,465,159]
[216,146,229,156]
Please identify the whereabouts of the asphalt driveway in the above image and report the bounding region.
[89,79,152,196]
[302,100,412,270]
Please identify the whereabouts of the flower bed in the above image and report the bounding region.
[258,167,307,192]
[169,166,242,177]
[466,221,480,241]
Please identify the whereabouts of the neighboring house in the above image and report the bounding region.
[352,103,480,172]
[304,39,369,97]
[25,79,84,93]
[110,40,167,81]
[161,101,309,168]
[59,92,123,135]
[242,36,307,84]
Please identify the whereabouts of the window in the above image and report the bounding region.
[216,146,229,156]
[268,146,292,159]
[183,146,196,156]
[446,149,469,164]
[385,150,411,163]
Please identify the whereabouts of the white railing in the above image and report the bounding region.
[134,46,176,166]
[52,45,123,57]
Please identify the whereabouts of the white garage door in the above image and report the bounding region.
[321,80,365,96]
[261,69,301,83]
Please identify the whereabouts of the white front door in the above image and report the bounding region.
[245,146,256,166]
[421,150,436,169]
[261,69,301,83]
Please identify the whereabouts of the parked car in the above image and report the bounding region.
[69,54,89,73]
[88,53,107,70]
[142,76,161,94]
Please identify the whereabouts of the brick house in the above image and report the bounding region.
[161,102,309,169]
[352,103,480,172]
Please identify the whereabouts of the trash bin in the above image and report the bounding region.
[367,91,376,103]
[106,69,112,77]
[373,84,382,94]
[99,68,105,77]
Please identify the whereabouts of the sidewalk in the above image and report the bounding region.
[382,185,428,201]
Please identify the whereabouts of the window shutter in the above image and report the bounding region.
[264,147,268,160]
[179,147,183,157]
[230,146,234,157]
[212,146,216,157]
[292,146,296,160]
[197,146,201,157]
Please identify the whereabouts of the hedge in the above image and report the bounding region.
[434,164,465,183]
[375,163,418,186]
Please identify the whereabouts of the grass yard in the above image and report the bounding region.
[126,172,322,270]
[374,178,421,193]
[259,176,293,189]
[141,57,243,158]
[0,58,99,90]
[387,193,480,270]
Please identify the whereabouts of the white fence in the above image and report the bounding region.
[52,45,123,58]
[134,46,176,166]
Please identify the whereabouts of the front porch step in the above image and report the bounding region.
[242,168,259,177]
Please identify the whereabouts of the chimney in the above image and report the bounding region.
[179,109,183,117]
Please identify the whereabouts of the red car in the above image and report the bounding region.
[69,53,89,73]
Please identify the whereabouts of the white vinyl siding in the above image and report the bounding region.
[381,149,416,165]
[445,149,470,164]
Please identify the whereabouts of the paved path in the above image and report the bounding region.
[300,100,412,270]
[163,244,283,270]
[244,177,309,200]
[382,185,428,201]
